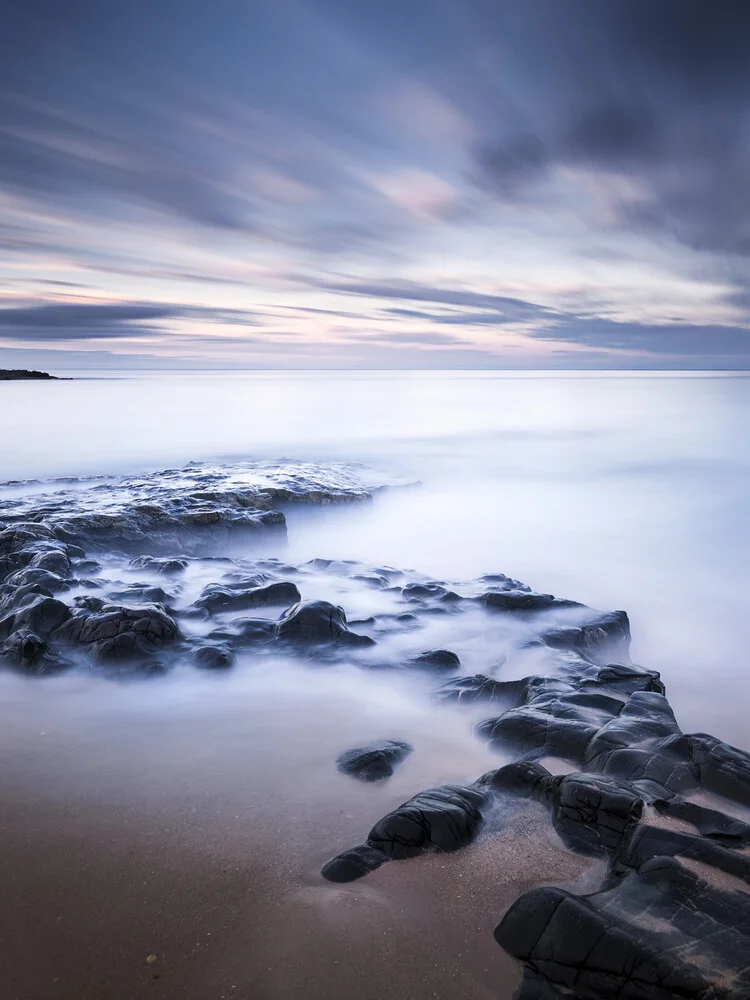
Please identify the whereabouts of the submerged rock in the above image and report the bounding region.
[336,739,413,781]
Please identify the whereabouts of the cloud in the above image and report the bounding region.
[320,278,556,319]
[473,1,750,256]
[532,317,750,359]
[0,301,262,340]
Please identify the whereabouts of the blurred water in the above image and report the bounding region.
[2,369,750,742]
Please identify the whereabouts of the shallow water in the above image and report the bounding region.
[2,370,749,739]
[1,369,750,998]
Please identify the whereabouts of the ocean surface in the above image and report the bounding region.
[1,369,749,999]
[3,369,749,740]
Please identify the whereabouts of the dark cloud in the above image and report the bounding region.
[3,0,750,366]
[321,279,556,319]
[0,301,262,341]
[533,317,750,360]
[474,1,750,255]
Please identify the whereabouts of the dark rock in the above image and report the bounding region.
[321,784,486,883]
[2,628,46,667]
[0,368,57,380]
[539,610,631,664]
[54,603,180,660]
[406,648,461,672]
[195,580,300,614]
[437,673,509,702]
[274,600,374,647]
[336,739,413,781]
[129,555,188,575]
[320,844,390,882]
[0,593,71,639]
[191,644,234,670]
[207,618,276,644]
[480,590,581,611]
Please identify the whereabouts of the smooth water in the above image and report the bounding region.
[2,369,749,999]
[3,370,749,742]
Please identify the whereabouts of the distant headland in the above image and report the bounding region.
[0,369,59,381]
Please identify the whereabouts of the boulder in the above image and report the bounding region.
[322,784,486,882]
[406,649,461,672]
[274,600,374,646]
[336,739,413,781]
[195,580,300,614]
[54,603,180,660]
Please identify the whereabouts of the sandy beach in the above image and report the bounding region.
[0,666,600,1000]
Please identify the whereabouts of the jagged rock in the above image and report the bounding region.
[274,600,374,646]
[54,603,180,660]
[406,649,461,672]
[497,855,750,999]
[538,610,631,664]
[2,628,46,667]
[0,592,71,639]
[321,784,486,882]
[336,739,413,781]
[195,580,300,614]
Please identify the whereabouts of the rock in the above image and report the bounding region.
[0,593,71,639]
[1,628,69,674]
[321,784,486,883]
[539,610,631,664]
[437,673,521,703]
[2,628,46,667]
[54,603,180,660]
[195,580,300,614]
[274,600,374,647]
[191,644,234,670]
[406,649,461,672]
[336,739,413,781]
[496,855,750,999]
[480,590,581,611]
[0,368,57,380]
[129,555,188,575]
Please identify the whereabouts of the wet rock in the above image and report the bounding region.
[108,584,175,606]
[320,844,390,882]
[406,648,461,672]
[195,580,300,614]
[54,603,180,660]
[129,555,188,575]
[2,628,46,667]
[539,610,631,664]
[321,784,486,882]
[336,739,413,781]
[207,618,276,644]
[401,582,460,603]
[0,592,71,639]
[191,643,234,670]
[480,590,581,612]
[274,600,374,647]
[498,853,750,1000]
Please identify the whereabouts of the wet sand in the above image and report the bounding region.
[0,665,600,1000]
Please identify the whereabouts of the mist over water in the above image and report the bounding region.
[2,369,750,998]
[2,370,749,742]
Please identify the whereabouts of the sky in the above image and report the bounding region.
[1,0,750,370]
